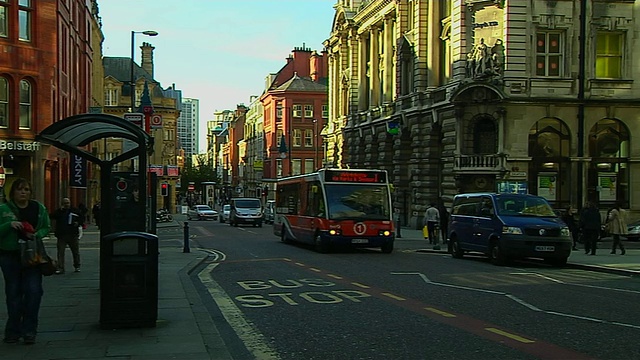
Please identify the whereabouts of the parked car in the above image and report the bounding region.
[219,204,231,223]
[448,193,572,267]
[187,205,218,221]
[229,198,263,227]
[264,200,275,224]
[626,219,640,241]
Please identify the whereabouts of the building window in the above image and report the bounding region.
[276,129,283,146]
[292,159,301,175]
[293,129,302,146]
[0,2,7,37]
[304,105,313,118]
[0,77,7,128]
[19,79,31,129]
[276,106,282,119]
[293,104,302,117]
[18,0,31,42]
[596,32,624,79]
[322,104,328,118]
[304,159,314,174]
[589,118,629,206]
[472,116,497,154]
[105,88,118,106]
[277,159,283,177]
[304,129,313,147]
[536,32,563,77]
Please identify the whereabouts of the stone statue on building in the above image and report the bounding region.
[466,38,505,81]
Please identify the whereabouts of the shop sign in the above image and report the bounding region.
[148,165,164,176]
[166,165,179,177]
[0,166,5,187]
[70,154,87,188]
[0,140,41,151]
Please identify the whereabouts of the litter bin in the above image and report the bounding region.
[100,231,158,329]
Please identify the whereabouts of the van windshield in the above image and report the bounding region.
[496,196,556,217]
[234,199,261,208]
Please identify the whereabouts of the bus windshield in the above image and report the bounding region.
[496,196,557,217]
[325,184,391,220]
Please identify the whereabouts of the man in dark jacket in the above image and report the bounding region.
[52,198,83,273]
[579,201,601,255]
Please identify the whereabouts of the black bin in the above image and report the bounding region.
[100,231,158,329]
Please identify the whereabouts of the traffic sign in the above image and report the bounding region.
[123,113,144,128]
[150,114,163,129]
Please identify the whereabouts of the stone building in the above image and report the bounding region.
[325,0,640,228]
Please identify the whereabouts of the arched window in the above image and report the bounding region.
[589,118,630,205]
[472,116,497,154]
[0,76,7,128]
[19,79,31,129]
[528,117,570,159]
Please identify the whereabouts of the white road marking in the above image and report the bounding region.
[391,271,640,329]
[198,263,279,359]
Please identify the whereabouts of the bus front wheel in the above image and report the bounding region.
[314,234,330,253]
[381,242,394,254]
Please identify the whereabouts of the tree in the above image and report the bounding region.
[180,154,219,193]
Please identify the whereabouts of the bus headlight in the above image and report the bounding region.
[329,229,342,236]
[560,227,570,237]
[502,226,523,235]
[379,230,391,236]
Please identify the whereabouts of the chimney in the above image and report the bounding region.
[291,44,312,77]
[310,50,323,82]
[140,42,155,78]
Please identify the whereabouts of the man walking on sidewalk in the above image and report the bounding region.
[579,201,601,256]
[51,198,83,274]
[423,202,440,246]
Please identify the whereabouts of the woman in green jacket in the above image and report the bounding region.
[0,178,50,345]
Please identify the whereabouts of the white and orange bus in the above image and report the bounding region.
[274,168,395,253]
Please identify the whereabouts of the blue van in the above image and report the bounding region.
[448,193,572,266]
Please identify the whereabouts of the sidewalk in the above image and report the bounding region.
[398,227,640,275]
[1,220,232,360]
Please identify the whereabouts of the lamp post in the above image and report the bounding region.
[130,30,158,112]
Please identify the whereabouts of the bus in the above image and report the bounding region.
[274,168,395,253]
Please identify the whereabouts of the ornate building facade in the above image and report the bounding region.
[326,0,640,228]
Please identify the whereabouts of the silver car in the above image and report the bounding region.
[219,204,231,223]
[187,205,218,221]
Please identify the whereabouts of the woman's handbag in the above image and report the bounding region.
[39,255,57,276]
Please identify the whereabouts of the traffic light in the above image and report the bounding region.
[161,183,168,197]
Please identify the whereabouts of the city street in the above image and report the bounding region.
[185,218,640,360]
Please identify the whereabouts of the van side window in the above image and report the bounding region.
[480,197,494,217]
[452,196,480,216]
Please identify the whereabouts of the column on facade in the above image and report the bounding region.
[339,34,349,117]
[328,52,336,131]
[383,15,395,104]
[357,32,368,111]
[369,25,380,108]
[426,0,440,87]
[348,29,359,115]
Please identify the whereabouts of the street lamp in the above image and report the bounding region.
[130,30,158,112]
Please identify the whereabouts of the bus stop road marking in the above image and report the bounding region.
[382,292,405,301]
[424,307,456,318]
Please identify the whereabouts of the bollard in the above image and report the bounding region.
[432,224,441,250]
[183,221,190,253]
[396,218,402,238]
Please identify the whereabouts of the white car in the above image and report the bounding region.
[187,205,218,221]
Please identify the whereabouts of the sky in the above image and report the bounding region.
[98,0,336,152]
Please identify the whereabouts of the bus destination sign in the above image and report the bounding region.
[325,170,386,183]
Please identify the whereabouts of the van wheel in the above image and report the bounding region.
[314,234,330,253]
[489,240,507,266]
[450,235,464,259]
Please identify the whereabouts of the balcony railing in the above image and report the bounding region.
[454,154,507,173]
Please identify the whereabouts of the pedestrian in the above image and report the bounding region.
[92,201,101,229]
[607,202,627,255]
[561,205,579,250]
[51,197,83,274]
[437,200,449,244]
[0,178,51,344]
[579,201,601,255]
[423,202,440,245]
